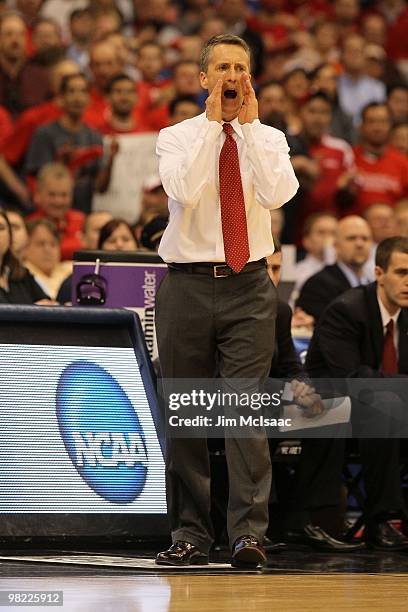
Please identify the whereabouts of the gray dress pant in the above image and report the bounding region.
[155,264,277,552]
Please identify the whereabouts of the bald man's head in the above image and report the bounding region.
[89,41,122,91]
[50,59,80,96]
[335,216,372,269]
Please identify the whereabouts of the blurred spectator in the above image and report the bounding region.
[310,63,356,143]
[105,31,138,80]
[364,42,402,88]
[31,17,63,59]
[40,0,89,41]
[387,83,408,124]
[98,217,138,251]
[28,162,84,260]
[311,20,340,66]
[281,67,309,134]
[15,0,44,55]
[168,94,200,125]
[134,174,168,243]
[197,16,226,44]
[257,80,287,131]
[66,8,93,74]
[83,210,113,249]
[337,33,386,127]
[178,0,216,35]
[25,73,104,214]
[350,103,408,214]
[361,13,387,47]
[364,202,397,246]
[172,60,202,100]
[395,199,408,238]
[296,215,372,321]
[85,39,123,123]
[378,0,408,69]
[92,8,123,43]
[135,41,170,130]
[141,174,168,219]
[140,214,167,251]
[0,12,50,117]
[25,218,72,299]
[333,0,360,39]
[89,73,152,134]
[0,57,79,169]
[0,207,50,304]
[363,202,397,280]
[390,122,408,156]
[217,0,265,78]
[4,206,28,261]
[292,212,337,295]
[92,74,159,223]
[0,103,13,147]
[289,92,355,226]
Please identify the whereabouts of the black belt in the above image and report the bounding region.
[167,259,267,278]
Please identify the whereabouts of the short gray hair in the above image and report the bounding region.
[37,162,73,190]
[199,34,251,73]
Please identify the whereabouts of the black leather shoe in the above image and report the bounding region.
[284,524,365,552]
[364,521,408,551]
[231,535,267,568]
[155,541,209,566]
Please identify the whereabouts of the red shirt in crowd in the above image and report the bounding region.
[83,88,108,128]
[0,105,14,150]
[27,208,85,261]
[352,145,408,214]
[86,107,155,135]
[1,99,63,165]
[305,134,354,216]
[136,80,170,131]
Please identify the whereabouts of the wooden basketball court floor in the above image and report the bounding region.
[1,550,408,612]
[0,574,407,611]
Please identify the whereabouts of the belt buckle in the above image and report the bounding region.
[214,264,230,278]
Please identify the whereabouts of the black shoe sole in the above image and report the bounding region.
[155,556,209,566]
[231,546,267,568]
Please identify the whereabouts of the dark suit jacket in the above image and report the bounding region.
[306,282,408,378]
[270,300,305,380]
[296,263,351,322]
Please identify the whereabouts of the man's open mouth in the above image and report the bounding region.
[223,89,237,99]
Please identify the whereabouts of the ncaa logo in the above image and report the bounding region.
[56,361,148,504]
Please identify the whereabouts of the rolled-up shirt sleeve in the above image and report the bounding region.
[156,118,223,209]
[241,120,299,210]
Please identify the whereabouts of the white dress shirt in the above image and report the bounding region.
[156,112,299,263]
[377,289,400,354]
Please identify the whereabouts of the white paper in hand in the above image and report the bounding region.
[279,396,351,432]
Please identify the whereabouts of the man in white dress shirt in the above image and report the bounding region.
[154,34,298,568]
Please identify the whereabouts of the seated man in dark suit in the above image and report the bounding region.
[306,236,408,550]
[296,215,372,321]
[266,242,362,552]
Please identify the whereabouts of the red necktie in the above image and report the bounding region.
[219,123,250,273]
[382,319,398,374]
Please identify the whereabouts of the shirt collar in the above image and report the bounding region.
[337,261,370,288]
[222,116,243,139]
[377,288,401,330]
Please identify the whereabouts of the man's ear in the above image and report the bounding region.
[375,265,384,284]
[200,71,208,90]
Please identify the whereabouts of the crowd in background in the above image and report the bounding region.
[0,0,406,307]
